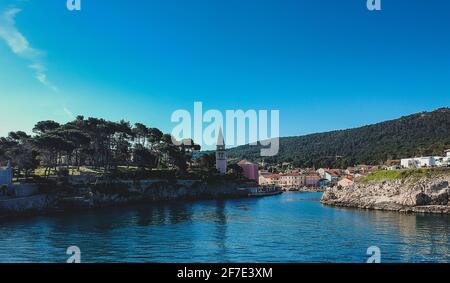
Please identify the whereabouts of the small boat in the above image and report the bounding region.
[247,186,283,197]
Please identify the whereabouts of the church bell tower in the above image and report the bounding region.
[215,129,227,174]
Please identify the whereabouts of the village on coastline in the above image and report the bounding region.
[226,149,450,192]
[0,115,450,216]
[1,132,450,197]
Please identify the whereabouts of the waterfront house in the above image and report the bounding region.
[259,173,280,186]
[258,172,271,185]
[305,174,321,187]
[238,160,259,182]
[279,173,305,189]
[0,161,13,187]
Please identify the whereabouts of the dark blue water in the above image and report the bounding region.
[0,192,449,263]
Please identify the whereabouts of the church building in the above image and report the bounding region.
[215,129,227,174]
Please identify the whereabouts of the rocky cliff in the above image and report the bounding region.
[321,170,450,214]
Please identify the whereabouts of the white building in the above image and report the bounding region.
[443,150,450,166]
[317,168,326,178]
[317,168,340,182]
[325,171,339,182]
[0,161,13,187]
[401,157,436,168]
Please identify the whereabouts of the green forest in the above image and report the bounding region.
[227,108,450,168]
[0,116,200,180]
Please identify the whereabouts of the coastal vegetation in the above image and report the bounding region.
[359,168,450,183]
[0,118,256,217]
[227,108,450,168]
[0,116,204,182]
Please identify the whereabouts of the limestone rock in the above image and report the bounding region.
[321,172,450,214]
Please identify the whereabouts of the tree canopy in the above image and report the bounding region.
[0,116,201,179]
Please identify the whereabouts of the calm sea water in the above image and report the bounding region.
[0,192,449,263]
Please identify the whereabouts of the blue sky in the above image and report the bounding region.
[0,0,449,145]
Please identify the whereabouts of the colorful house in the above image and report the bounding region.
[279,173,304,188]
[238,160,259,182]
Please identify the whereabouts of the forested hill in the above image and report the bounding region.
[227,108,450,168]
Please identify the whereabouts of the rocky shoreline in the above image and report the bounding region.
[0,179,254,219]
[321,171,450,214]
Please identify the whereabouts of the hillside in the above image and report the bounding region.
[227,108,450,168]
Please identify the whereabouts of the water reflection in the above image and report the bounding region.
[0,193,449,263]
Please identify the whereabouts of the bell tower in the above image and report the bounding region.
[215,129,227,174]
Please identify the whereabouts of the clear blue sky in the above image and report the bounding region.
[0,0,449,143]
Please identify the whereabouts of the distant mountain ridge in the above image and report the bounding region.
[226,108,450,168]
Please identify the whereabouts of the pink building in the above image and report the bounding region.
[238,160,259,183]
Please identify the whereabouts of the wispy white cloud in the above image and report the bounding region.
[0,7,58,92]
[63,105,75,120]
